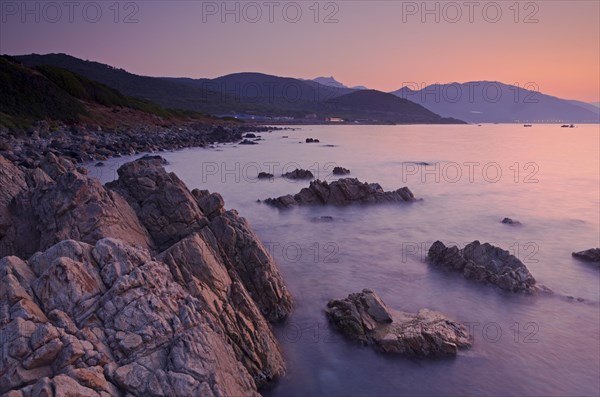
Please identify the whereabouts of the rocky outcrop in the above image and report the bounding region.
[0,154,294,396]
[305,138,320,143]
[282,169,314,180]
[264,178,418,208]
[332,167,350,176]
[501,217,521,226]
[0,238,261,396]
[0,154,152,259]
[427,241,539,293]
[572,248,600,264]
[325,289,472,357]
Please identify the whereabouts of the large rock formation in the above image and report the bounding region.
[325,289,472,357]
[264,178,418,208]
[0,154,293,396]
[427,240,539,293]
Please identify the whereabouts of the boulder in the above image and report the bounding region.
[265,178,418,208]
[326,289,472,357]
[305,138,320,143]
[428,241,539,293]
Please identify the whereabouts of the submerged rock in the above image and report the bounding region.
[239,139,258,145]
[305,138,320,143]
[326,289,472,357]
[264,178,418,208]
[282,169,314,180]
[427,240,539,293]
[572,248,600,264]
[502,217,522,226]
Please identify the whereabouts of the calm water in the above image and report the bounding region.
[89,124,600,397]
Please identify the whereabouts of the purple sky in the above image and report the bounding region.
[1,1,599,101]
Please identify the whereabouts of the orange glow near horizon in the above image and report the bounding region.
[1,1,599,102]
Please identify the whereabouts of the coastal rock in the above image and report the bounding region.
[305,138,320,143]
[106,156,206,252]
[265,178,418,208]
[0,158,153,259]
[282,169,314,180]
[572,248,600,263]
[427,240,538,293]
[326,289,472,357]
[106,157,293,322]
[332,166,350,176]
[0,155,294,395]
[239,139,258,145]
[0,238,260,396]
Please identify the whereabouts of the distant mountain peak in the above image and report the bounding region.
[312,76,348,89]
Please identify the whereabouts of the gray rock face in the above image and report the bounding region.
[326,289,472,357]
[427,240,539,293]
[0,154,294,396]
[572,248,600,264]
[265,178,418,208]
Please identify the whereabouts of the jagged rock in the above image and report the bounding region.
[0,164,152,259]
[0,238,261,396]
[572,248,600,264]
[502,217,521,226]
[428,240,539,293]
[265,178,418,208]
[326,289,472,357]
[0,155,294,396]
[282,169,314,180]
[305,138,320,143]
[332,167,350,175]
[106,157,206,252]
[107,157,292,322]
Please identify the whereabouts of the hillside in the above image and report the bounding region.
[322,90,466,123]
[0,56,211,129]
[391,82,600,123]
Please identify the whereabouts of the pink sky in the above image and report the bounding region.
[1,1,599,101]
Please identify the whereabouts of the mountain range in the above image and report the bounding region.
[15,54,462,124]
[390,82,599,123]
[6,53,599,125]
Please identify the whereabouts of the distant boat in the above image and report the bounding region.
[523,124,533,127]
[561,124,575,128]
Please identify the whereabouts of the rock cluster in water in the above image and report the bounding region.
[427,240,539,293]
[325,289,472,357]
[0,154,293,396]
[264,178,418,208]
[572,248,600,264]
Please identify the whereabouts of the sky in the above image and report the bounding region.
[1,1,599,102]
